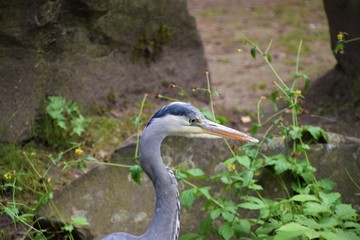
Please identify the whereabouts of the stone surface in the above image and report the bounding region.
[0,0,207,142]
[38,134,360,239]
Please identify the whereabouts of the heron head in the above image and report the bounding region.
[146,102,258,143]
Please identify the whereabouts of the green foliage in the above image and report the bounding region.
[131,23,172,64]
[178,38,360,240]
[37,96,89,147]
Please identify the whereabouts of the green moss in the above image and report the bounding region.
[131,23,172,64]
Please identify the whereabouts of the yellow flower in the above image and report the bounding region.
[337,32,344,41]
[4,172,12,180]
[75,148,84,155]
[237,48,243,53]
[294,89,302,97]
[227,164,236,171]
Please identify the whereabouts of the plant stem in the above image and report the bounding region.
[134,94,148,159]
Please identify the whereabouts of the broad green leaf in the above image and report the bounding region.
[70,216,89,226]
[290,194,319,202]
[198,186,211,199]
[210,208,222,220]
[294,215,322,230]
[62,224,74,232]
[242,170,254,186]
[303,125,328,142]
[185,168,205,178]
[233,219,251,234]
[319,231,342,240]
[319,191,341,206]
[289,126,302,140]
[319,216,339,228]
[236,155,251,169]
[222,211,235,222]
[223,157,236,167]
[274,222,309,240]
[219,223,234,240]
[304,202,329,216]
[266,154,291,174]
[317,179,336,192]
[335,203,357,220]
[334,229,359,240]
[180,188,197,208]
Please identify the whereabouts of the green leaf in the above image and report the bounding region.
[236,155,251,169]
[266,154,291,174]
[198,186,211,199]
[302,74,311,90]
[303,202,329,216]
[133,116,142,125]
[303,125,328,142]
[265,53,272,63]
[85,155,100,162]
[289,126,302,140]
[129,164,142,184]
[233,219,251,234]
[250,46,257,58]
[333,229,359,240]
[71,116,87,136]
[180,188,197,208]
[210,208,222,220]
[222,211,236,222]
[290,194,319,202]
[218,223,234,240]
[319,191,341,206]
[317,179,336,192]
[319,231,342,240]
[70,216,89,226]
[62,224,74,232]
[274,222,318,240]
[335,203,357,220]
[238,202,263,210]
[319,216,339,228]
[294,215,322,230]
[223,157,236,167]
[242,170,254,186]
[179,233,199,240]
[185,168,205,178]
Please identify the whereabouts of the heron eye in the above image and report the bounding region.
[189,118,198,125]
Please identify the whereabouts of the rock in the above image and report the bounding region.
[38,135,360,238]
[0,0,207,142]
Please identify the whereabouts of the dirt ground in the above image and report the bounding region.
[186,0,360,138]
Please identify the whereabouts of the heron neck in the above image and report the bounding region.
[139,131,180,240]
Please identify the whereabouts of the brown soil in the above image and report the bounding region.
[187,0,360,138]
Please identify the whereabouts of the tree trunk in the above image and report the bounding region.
[306,1,360,119]
[324,0,360,76]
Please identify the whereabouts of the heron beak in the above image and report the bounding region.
[199,119,259,143]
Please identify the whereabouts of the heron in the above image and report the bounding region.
[101,102,258,240]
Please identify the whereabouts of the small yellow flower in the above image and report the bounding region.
[260,96,266,100]
[75,148,84,155]
[294,89,302,97]
[227,164,236,171]
[337,32,344,41]
[281,135,286,140]
[4,172,12,180]
[237,48,243,53]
